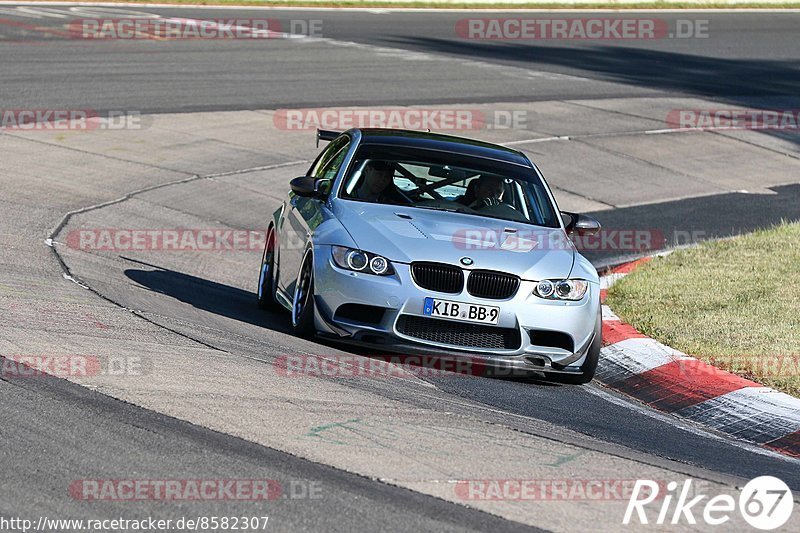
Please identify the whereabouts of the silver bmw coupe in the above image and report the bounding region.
[258,128,603,383]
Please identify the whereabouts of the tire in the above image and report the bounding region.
[291,248,316,337]
[549,311,601,385]
[257,229,280,310]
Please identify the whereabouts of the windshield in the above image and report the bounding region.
[338,145,560,228]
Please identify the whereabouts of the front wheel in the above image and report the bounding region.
[549,312,601,385]
[291,249,316,337]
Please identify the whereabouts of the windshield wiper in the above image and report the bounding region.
[410,204,548,227]
[412,205,470,214]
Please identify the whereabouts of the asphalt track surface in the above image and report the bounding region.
[1,4,800,532]
[0,8,799,112]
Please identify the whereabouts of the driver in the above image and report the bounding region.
[352,160,407,204]
[460,175,504,209]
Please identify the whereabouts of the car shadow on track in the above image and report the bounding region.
[122,258,564,386]
[122,258,294,334]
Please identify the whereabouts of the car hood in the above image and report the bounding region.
[333,201,575,280]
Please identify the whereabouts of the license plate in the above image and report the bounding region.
[423,297,500,325]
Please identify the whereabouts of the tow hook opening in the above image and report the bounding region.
[525,355,549,367]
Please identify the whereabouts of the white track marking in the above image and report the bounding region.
[678,387,800,437]
[600,272,627,290]
[601,304,619,321]
[601,337,691,374]
[504,136,569,146]
[502,123,781,148]
[287,35,596,83]
[583,385,800,462]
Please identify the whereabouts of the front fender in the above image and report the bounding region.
[569,251,600,285]
[313,216,358,249]
[271,204,284,233]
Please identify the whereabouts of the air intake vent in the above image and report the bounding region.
[396,315,521,350]
[528,329,574,352]
[410,262,464,294]
[334,304,386,325]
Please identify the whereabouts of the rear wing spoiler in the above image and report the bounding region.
[316,129,342,147]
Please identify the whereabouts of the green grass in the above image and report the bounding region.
[606,222,800,397]
[25,0,800,9]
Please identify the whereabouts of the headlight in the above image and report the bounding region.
[369,255,390,275]
[536,280,555,298]
[331,246,394,276]
[346,250,368,271]
[533,279,588,301]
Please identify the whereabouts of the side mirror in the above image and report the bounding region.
[290,177,328,199]
[561,211,601,236]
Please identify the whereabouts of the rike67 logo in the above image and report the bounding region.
[624,476,794,530]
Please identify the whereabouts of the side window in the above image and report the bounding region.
[309,137,350,179]
[317,143,350,181]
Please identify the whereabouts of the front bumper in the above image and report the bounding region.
[313,245,600,373]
